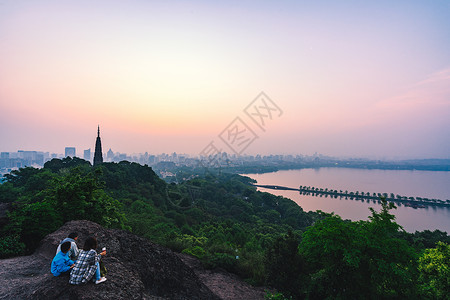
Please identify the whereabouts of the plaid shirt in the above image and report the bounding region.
[69,249,101,285]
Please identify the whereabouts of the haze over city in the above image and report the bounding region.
[1,0,449,158]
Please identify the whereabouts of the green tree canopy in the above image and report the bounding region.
[418,241,450,299]
[299,202,417,299]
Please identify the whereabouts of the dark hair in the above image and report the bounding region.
[61,241,71,253]
[83,237,98,251]
[68,232,78,239]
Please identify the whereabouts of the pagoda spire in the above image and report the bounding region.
[93,125,103,166]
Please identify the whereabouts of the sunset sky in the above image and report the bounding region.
[1,0,449,158]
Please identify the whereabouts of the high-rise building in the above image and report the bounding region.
[84,149,91,162]
[93,126,103,166]
[65,147,76,158]
[0,152,9,168]
[107,148,114,162]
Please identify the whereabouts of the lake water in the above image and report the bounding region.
[243,168,450,233]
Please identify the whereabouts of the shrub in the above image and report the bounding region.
[0,234,26,258]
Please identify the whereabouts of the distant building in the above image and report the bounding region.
[0,152,9,168]
[84,149,91,162]
[65,147,76,158]
[171,152,177,162]
[12,150,44,166]
[107,148,114,162]
[93,126,103,166]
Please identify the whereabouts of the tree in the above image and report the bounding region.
[44,156,91,173]
[364,201,418,298]
[300,214,367,299]
[4,167,43,187]
[12,201,63,251]
[0,182,20,203]
[265,231,304,299]
[418,242,450,299]
[4,167,127,254]
[45,168,127,228]
[299,202,418,299]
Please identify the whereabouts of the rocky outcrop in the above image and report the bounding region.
[0,220,265,300]
[177,253,266,300]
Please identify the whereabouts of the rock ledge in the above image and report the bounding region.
[0,220,264,300]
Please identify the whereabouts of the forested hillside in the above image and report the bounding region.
[0,157,448,299]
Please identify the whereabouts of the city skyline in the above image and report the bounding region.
[1,1,449,159]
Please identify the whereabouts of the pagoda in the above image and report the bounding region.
[93,126,103,166]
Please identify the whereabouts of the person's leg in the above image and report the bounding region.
[94,261,107,284]
[95,262,101,281]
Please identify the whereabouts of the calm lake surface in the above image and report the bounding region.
[243,168,450,233]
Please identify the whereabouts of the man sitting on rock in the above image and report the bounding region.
[56,232,79,261]
[51,241,75,277]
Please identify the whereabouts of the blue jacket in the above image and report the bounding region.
[51,251,74,277]
[56,238,79,261]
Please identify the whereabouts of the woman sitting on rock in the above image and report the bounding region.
[69,236,107,285]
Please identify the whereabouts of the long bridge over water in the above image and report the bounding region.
[253,184,450,208]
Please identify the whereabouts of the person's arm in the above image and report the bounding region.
[53,257,71,275]
[86,250,97,265]
[51,258,58,275]
[58,262,72,273]
[72,242,79,259]
[95,251,102,263]
[61,255,74,271]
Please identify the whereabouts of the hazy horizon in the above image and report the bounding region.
[1,0,449,159]
[2,147,450,162]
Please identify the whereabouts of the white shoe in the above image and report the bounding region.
[95,277,107,284]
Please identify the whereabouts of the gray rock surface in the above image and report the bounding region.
[0,220,265,300]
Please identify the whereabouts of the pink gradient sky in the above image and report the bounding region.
[1,0,449,158]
